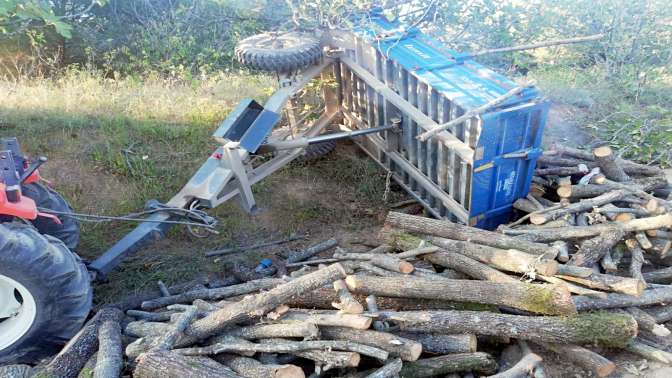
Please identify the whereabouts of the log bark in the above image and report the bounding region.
[549,143,663,176]
[556,272,645,296]
[319,326,422,361]
[424,250,518,284]
[93,319,123,378]
[625,307,670,337]
[536,275,608,298]
[530,190,628,225]
[567,227,625,267]
[395,332,477,354]
[292,349,360,370]
[643,266,672,283]
[593,145,630,182]
[127,310,176,322]
[513,198,541,213]
[176,339,389,361]
[625,339,672,364]
[365,358,402,378]
[626,238,647,283]
[216,354,305,378]
[334,251,414,274]
[286,238,338,263]
[184,263,346,340]
[426,237,558,276]
[540,343,615,377]
[487,353,542,378]
[141,278,285,310]
[384,212,555,256]
[333,279,365,314]
[134,350,241,378]
[568,176,667,199]
[573,287,672,311]
[345,275,576,315]
[0,365,32,378]
[646,305,672,323]
[154,306,198,351]
[222,322,320,340]
[398,353,498,377]
[379,310,637,347]
[283,286,472,312]
[503,214,672,242]
[40,307,123,378]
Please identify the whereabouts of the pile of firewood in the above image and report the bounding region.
[7,142,672,378]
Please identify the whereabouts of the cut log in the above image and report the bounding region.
[513,198,541,213]
[345,275,576,315]
[600,250,618,274]
[287,238,338,263]
[567,227,625,267]
[379,310,637,347]
[536,275,608,298]
[530,190,628,225]
[127,310,176,322]
[176,339,389,361]
[184,263,346,340]
[593,145,630,182]
[140,278,285,310]
[94,318,123,378]
[320,326,422,361]
[487,353,542,378]
[216,354,305,378]
[556,272,645,296]
[366,295,388,331]
[332,279,365,314]
[503,213,672,242]
[424,250,518,284]
[256,337,361,370]
[134,350,241,378]
[549,143,663,176]
[636,232,654,249]
[154,306,198,351]
[625,339,672,364]
[283,286,472,312]
[552,241,569,263]
[540,343,615,377]
[222,322,320,340]
[365,358,402,378]
[573,287,672,311]
[384,212,556,256]
[0,365,32,378]
[398,353,498,377]
[625,307,670,337]
[643,266,672,283]
[569,176,667,199]
[425,237,558,276]
[334,251,414,274]
[395,332,477,354]
[626,238,647,283]
[39,307,123,378]
[646,305,672,323]
[394,246,440,260]
[279,310,372,329]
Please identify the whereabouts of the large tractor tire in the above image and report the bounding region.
[235,32,322,72]
[300,141,337,162]
[0,223,92,364]
[21,182,80,251]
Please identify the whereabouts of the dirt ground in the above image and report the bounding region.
[37,101,671,377]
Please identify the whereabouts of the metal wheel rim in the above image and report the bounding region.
[0,274,37,350]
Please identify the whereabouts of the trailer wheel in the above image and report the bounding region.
[236,32,322,72]
[0,223,92,364]
[300,141,337,161]
[21,182,80,251]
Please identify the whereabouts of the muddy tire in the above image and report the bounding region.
[300,141,337,161]
[21,182,80,251]
[235,32,322,72]
[0,223,92,364]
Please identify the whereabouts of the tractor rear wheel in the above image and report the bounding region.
[0,223,92,364]
[235,32,322,72]
[21,182,80,251]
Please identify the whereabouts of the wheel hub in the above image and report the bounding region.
[0,275,37,350]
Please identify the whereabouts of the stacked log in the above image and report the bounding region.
[27,142,672,377]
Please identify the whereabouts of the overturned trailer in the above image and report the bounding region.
[89,13,549,277]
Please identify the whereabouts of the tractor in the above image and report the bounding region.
[1,10,548,363]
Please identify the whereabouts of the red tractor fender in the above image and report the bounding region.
[0,183,38,220]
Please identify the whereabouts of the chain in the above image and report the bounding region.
[382,170,392,203]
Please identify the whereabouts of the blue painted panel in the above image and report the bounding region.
[239,110,281,153]
[471,101,549,228]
